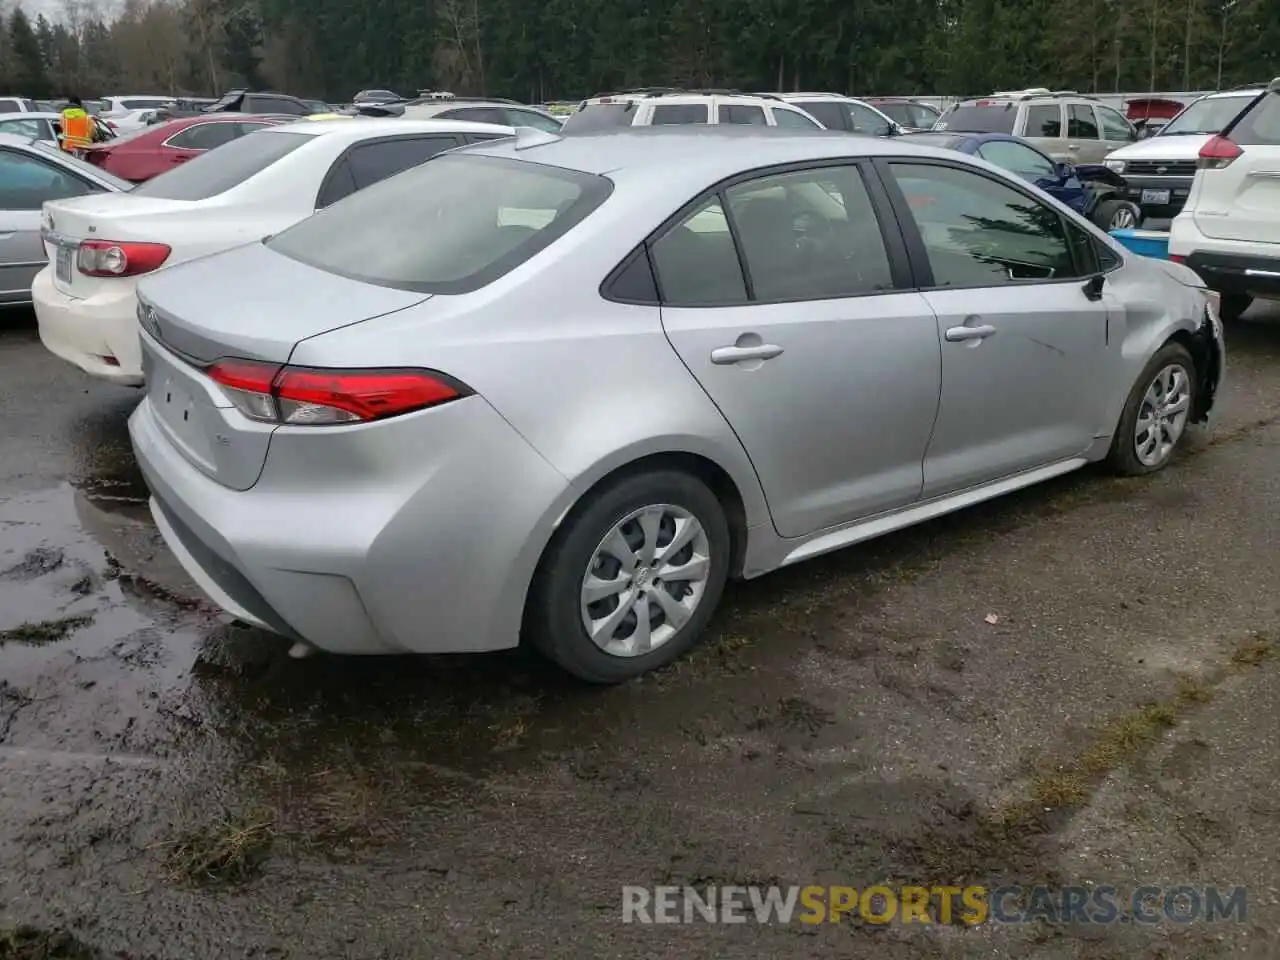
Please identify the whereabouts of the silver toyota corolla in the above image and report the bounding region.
[128,126,1225,683]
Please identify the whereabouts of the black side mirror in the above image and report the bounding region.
[1054,161,1073,179]
[1082,274,1105,301]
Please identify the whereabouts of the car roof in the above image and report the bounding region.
[276,117,514,137]
[458,125,963,177]
[0,111,61,121]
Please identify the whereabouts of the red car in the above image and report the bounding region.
[81,114,294,182]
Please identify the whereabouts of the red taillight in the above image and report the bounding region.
[206,359,467,425]
[77,239,171,277]
[1197,135,1242,170]
[1169,254,1186,264]
[82,149,108,167]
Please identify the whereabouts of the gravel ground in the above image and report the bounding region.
[1,304,1278,959]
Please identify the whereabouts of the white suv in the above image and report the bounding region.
[561,90,822,132]
[1169,78,1280,321]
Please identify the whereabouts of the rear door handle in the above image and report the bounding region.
[945,324,997,342]
[711,343,784,364]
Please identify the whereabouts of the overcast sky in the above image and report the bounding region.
[13,0,122,23]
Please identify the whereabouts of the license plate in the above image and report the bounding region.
[55,245,72,284]
[157,377,197,437]
[1141,189,1171,205]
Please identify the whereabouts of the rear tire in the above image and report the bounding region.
[1107,342,1197,476]
[525,470,731,684]
[1219,293,1253,323]
[1091,198,1141,231]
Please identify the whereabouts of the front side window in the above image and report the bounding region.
[977,140,1056,180]
[890,162,1077,287]
[268,154,612,294]
[845,103,892,136]
[504,108,562,132]
[0,149,96,209]
[1067,104,1100,139]
[1023,105,1062,138]
[0,118,48,140]
[439,106,509,125]
[649,196,746,305]
[650,104,710,125]
[1097,106,1136,141]
[133,130,310,200]
[726,165,893,300]
[719,104,766,125]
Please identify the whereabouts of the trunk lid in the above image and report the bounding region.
[1193,90,1280,244]
[137,242,431,491]
[42,193,195,299]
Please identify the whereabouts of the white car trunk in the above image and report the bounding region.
[1192,141,1280,244]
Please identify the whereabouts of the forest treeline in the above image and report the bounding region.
[2,0,1279,104]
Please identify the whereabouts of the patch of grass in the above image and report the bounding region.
[0,926,97,959]
[1030,702,1180,812]
[1231,632,1272,666]
[0,615,94,647]
[161,810,275,886]
[1175,673,1214,704]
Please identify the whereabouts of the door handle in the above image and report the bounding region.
[710,343,784,364]
[945,324,997,342]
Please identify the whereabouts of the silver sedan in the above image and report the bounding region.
[128,126,1225,682]
[0,132,129,306]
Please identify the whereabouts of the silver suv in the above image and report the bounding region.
[935,89,1138,162]
[360,95,564,133]
[770,92,903,137]
[562,89,822,132]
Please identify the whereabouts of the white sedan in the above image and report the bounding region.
[34,117,514,385]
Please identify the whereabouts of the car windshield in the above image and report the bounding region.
[267,154,612,294]
[30,140,134,190]
[1158,94,1255,135]
[934,103,1018,134]
[876,102,941,128]
[561,102,638,132]
[131,129,309,200]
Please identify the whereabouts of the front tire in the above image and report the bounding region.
[525,470,731,684]
[1107,343,1197,476]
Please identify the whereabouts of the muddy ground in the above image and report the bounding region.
[1,305,1279,959]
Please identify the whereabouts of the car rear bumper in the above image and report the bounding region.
[1184,251,1280,298]
[1121,175,1194,219]
[32,267,143,385]
[129,388,572,655]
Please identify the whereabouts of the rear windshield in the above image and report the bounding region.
[267,154,613,294]
[561,102,637,132]
[1166,93,1259,137]
[935,103,1017,134]
[132,129,309,200]
[1226,90,1280,145]
[899,132,967,150]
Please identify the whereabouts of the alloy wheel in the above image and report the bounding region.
[1134,363,1191,467]
[1109,205,1138,230]
[580,504,711,657]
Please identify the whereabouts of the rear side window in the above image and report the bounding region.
[719,104,766,125]
[1067,104,1100,139]
[0,98,22,112]
[165,121,250,150]
[1024,105,1062,137]
[560,102,638,132]
[651,104,710,125]
[650,196,746,305]
[347,136,460,190]
[1227,91,1280,146]
[268,154,612,294]
[132,130,310,200]
[772,107,822,128]
[937,103,1017,134]
[794,101,845,130]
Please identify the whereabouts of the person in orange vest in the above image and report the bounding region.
[59,96,93,154]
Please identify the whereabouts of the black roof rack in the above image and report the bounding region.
[1225,80,1271,91]
[589,87,780,100]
